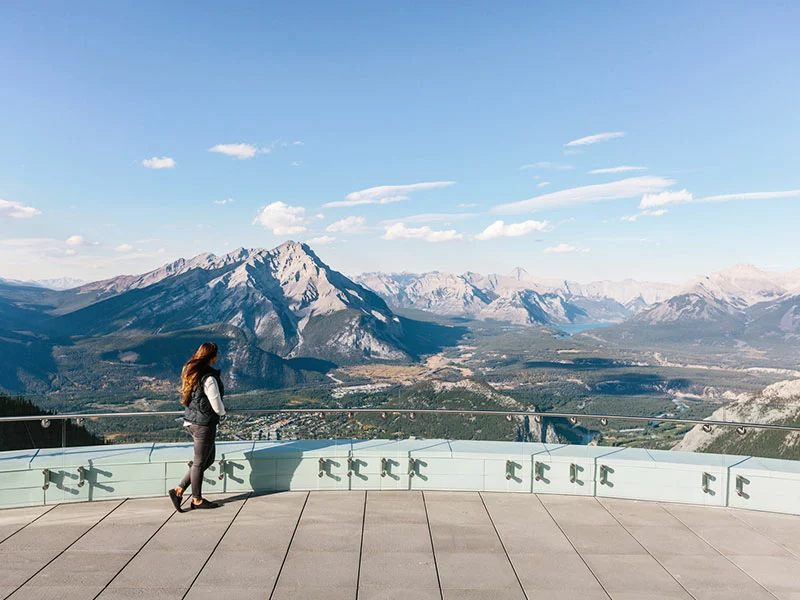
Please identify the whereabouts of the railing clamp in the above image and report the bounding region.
[736,475,746,497]
[42,468,51,491]
[380,457,387,478]
[77,466,87,488]
[569,463,578,484]
[218,459,226,481]
[347,457,353,478]
[599,464,609,486]
[702,472,711,494]
[408,458,416,478]
[318,457,326,478]
[534,461,543,482]
[505,459,513,480]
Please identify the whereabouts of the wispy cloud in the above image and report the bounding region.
[537,182,551,188]
[214,198,235,205]
[381,213,477,225]
[382,223,463,243]
[307,235,336,246]
[141,156,176,169]
[544,243,590,254]
[565,132,625,147]
[115,244,135,253]
[290,161,302,167]
[493,176,675,214]
[520,162,574,171]
[0,199,42,219]
[208,143,267,159]
[326,216,367,233]
[639,189,693,209]
[253,202,308,235]
[589,165,647,174]
[324,181,455,208]
[620,208,669,222]
[699,190,800,203]
[458,203,477,208]
[476,220,551,241]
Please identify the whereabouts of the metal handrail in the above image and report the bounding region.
[1,407,799,432]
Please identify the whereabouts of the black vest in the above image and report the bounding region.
[183,368,224,426]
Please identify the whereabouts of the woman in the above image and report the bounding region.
[169,342,226,511]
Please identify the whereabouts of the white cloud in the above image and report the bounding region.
[290,161,302,167]
[0,199,41,218]
[253,201,308,235]
[520,162,574,171]
[141,156,176,169]
[65,249,78,256]
[292,141,303,146]
[565,132,625,147]
[476,220,551,241]
[698,190,800,203]
[208,143,264,159]
[639,189,693,209]
[589,166,647,174]
[493,176,675,214]
[620,208,668,223]
[537,182,551,188]
[326,216,366,233]
[544,243,590,254]
[306,235,336,246]
[214,198,235,205]
[115,244,135,253]
[381,213,477,225]
[325,181,455,208]
[382,223,463,243]
[458,203,477,208]
[66,235,87,246]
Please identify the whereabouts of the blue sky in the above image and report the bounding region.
[1,1,799,284]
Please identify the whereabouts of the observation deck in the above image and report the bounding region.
[2,409,800,598]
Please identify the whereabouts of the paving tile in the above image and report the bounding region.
[272,586,356,600]
[0,506,52,543]
[436,552,522,591]
[359,552,439,589]
[96,587,186,599]
[482,493,577,555]
[358,587,441,600]
[658,554,774,599]
[726,554,800,595]
[598,498,674,528]
[557,524,647,556]
[582,554,691,597]
[362,522,433,553]
[441,589,525,600]
[538,495,618,527]
[7,585,104,600]
[623,523,717,558]
[512,552,606,594]
[731,510,800,558]
[273,550,360,589]
[17,551,133,587]
[188,550,284,589]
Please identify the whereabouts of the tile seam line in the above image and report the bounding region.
[354,490,368,600]
[593,497,698,600]
[181,492,252,600]
[3,498,127,600]
[421,490,445,600]
[728,508,800,562]
[535,494,612,600]
[268,491,311,600]
[93,504,181,599]
[659,503,782,600]
[478,491,529,600]
[0,503,59,545]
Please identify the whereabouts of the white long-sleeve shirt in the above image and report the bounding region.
[184,377,226,426]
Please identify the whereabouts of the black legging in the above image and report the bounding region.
[178,423,216,499]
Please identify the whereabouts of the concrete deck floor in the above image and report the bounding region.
[1,492,800,600]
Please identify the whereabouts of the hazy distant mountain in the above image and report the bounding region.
[354,269,670,326]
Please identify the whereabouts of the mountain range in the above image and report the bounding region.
[1,241,798,396]
[0,242,460,395]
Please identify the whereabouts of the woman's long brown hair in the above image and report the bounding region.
[181,342,219,406]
